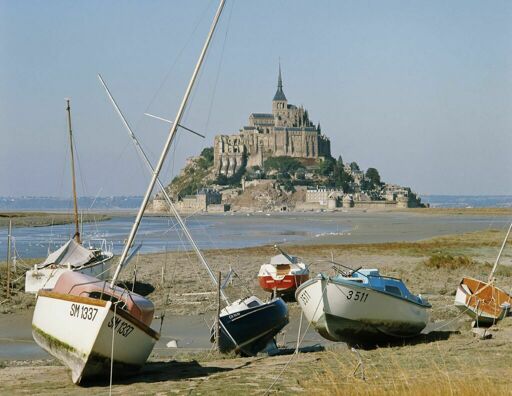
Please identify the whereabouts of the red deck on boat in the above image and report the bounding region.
[51,271,155,326]
[258,273,309,293]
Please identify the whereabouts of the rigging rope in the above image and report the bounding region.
[264,279,329,395]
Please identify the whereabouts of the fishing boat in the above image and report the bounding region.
[32,0,227,384]
[258,247,309,297]
[296,268,430,344]
[25,100,113,294]
[454,223,512,326]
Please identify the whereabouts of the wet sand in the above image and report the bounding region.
[1,212,512,394]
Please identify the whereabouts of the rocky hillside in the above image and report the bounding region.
[160,148,216,199]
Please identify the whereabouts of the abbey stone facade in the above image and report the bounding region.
[214,67,331,176]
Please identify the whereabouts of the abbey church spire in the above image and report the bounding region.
[273,63,287,101]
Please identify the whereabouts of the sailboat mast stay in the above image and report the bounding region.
[488,222,512,282]
[98,74,229,304]
[110,0,227,288]
[65,99,81,244]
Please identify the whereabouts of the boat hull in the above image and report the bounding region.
[454,277,511,326]
[25,254,113,294]
[32,290,158,384]
[214,298,289,356]
[258,274,309,295]
[296,276,429,344]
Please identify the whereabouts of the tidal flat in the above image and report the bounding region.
[0,212,111,228]
[1,220,512,394]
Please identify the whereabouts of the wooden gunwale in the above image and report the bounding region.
[461,277,511,317]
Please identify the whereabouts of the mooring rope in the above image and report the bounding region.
[109,301,119,396]
[264,279,329,395]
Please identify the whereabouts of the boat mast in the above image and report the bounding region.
[488,222,512,282]
[110,0,226,288]
[98,74,229,303]
[65,99,81,244]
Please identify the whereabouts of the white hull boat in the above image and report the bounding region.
[296,269,430,344]
[25,99,113,294]
[25,239,113,293]
[32,272,159,384]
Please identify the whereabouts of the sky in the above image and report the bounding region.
[1,0,511,197]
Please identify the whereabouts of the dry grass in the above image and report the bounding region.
[423,254,475,270]
[303,344,512,396]
[0,260,38,313]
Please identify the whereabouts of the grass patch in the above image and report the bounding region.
[423,254,475,270]
[302,347,512,396]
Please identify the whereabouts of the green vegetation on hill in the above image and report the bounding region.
[263,156,304,174]
[170,147,215,197]
[167,145,390,201]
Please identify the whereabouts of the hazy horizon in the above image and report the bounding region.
[2,1,511,197]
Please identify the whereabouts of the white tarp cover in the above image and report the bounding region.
[40,239,94,269]
[270,254,297,265]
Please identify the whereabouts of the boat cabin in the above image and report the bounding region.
[221,296,263,316]
[338,269,427,305]
[51,271,155,326]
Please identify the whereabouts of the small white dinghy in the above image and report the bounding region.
[32,271,158,384]
[296,268,430,344]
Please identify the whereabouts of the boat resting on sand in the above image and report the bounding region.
[25,238,113,293]
[32,271,159,384]
[454,277,511,326]
[211,296,289,356]
[258,253,309,297]
[296,269,430,345]
[454,222,512,326]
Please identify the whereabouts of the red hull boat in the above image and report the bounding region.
[258,250,309,296]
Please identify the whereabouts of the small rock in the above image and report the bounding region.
[166,340,178,348]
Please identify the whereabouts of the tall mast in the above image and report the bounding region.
[98,74,229,304]
[66,99,80,244]
[110,0,226,288]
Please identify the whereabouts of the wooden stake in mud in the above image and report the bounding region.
[6,220,12,297]
[216,271,222,351]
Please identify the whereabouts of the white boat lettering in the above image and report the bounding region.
[346,290,369,302]
[69,303,99,321]
[107,317,134,337]
[228,312,241,320]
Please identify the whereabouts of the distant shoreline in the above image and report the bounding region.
[1,206,511,229]
[0,212,112,228]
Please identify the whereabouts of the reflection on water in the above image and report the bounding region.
[0,213,349,260]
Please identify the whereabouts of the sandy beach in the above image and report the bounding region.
[1,211,512,394]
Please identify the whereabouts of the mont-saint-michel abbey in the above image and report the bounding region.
[214,67,331,176]
[158,66,424,213]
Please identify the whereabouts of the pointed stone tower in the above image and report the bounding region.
[272,64,288,126]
